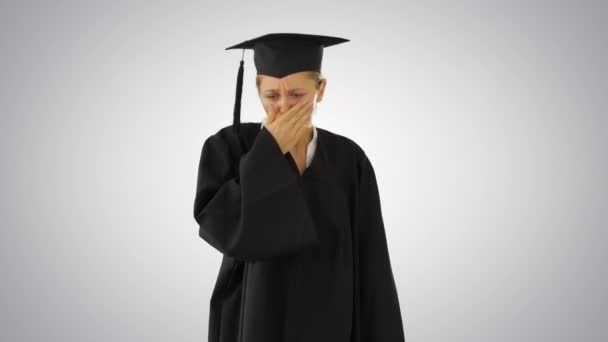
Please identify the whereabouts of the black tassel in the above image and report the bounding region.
[232,54,244,135]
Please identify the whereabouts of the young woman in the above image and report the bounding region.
[193,33,406,342]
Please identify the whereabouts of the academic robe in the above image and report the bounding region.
[193,122,406,342]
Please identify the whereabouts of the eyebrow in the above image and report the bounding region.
[263,88,306,93]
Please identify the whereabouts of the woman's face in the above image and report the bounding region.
[258,71,326,119]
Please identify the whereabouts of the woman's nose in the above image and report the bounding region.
[278,98,297,113]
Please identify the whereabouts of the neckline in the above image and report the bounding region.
[286,127,322,179]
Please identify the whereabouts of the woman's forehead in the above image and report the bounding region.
[259,72,314,90]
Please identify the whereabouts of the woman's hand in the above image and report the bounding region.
[265,99,313,155]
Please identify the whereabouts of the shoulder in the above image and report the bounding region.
[197,122,262,173]
[317,127,366,157]
[317,126,370,166]
[207,122,260,141]
[315,127,375,187]
[201,122,261,150]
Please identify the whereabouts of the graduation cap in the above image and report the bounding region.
[225,33,350,134]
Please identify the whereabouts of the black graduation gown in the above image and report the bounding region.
[193,122,405,342]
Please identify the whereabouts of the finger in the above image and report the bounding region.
[272,102,293,125]
[286,99,312,127]
[267,104,277,125]
[284,99,310,125]
[293,104,312,138]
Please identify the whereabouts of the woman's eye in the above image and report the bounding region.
[266,94,304,99]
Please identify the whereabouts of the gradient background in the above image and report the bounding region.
[1,1,607,341]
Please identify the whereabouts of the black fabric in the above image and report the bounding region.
[193,122,405,342]
[225,33,349,78]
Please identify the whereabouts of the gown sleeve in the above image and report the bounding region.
[357,153,406,341]
[193,126,320,261]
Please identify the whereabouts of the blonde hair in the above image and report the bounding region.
[256,71,324,93]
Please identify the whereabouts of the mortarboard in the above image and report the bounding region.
[225,33,349,134]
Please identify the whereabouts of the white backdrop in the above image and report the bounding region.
[1,1,607,341]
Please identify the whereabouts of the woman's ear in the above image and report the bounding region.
[317,79,327,102]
